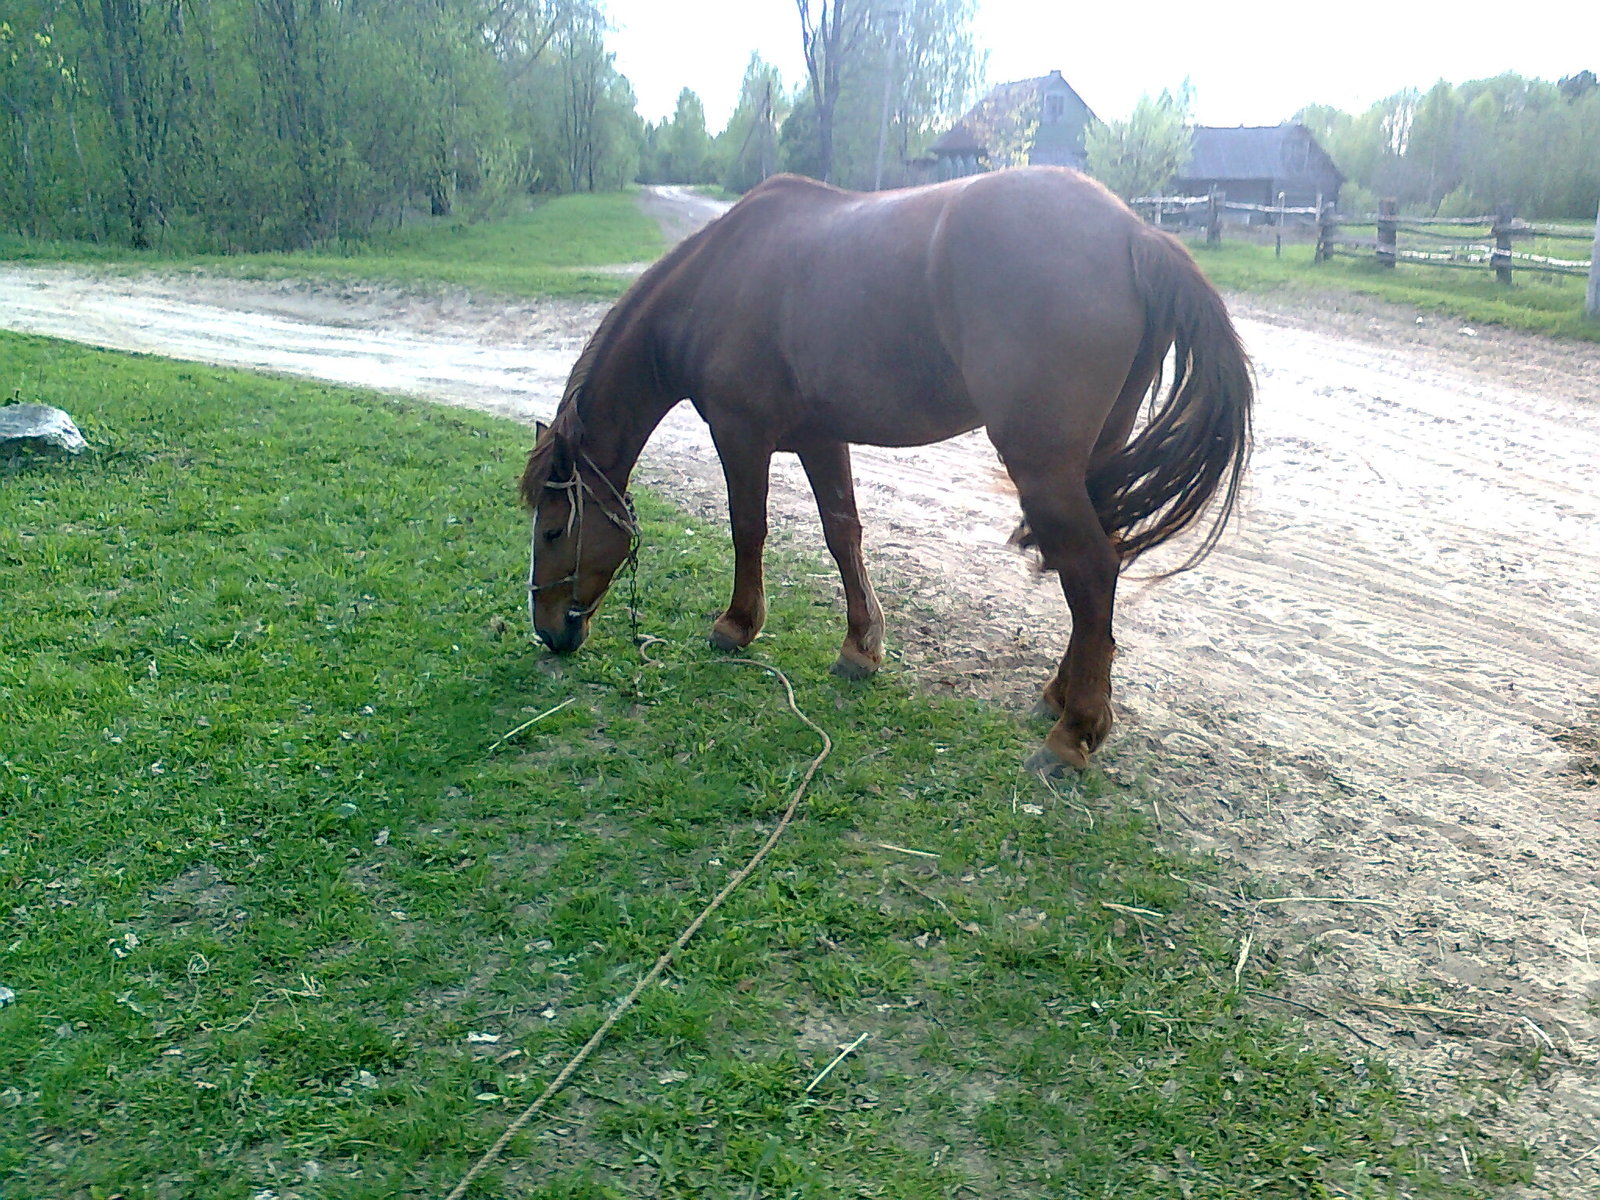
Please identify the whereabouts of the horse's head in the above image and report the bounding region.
[522,422,637,654]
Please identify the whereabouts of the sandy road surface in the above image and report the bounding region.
[4,188,1599,1191]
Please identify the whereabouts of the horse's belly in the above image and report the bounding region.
[774,326,976,447]
[780,385,980,449]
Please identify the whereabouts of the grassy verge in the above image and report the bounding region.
[0,192,663,302]
[1193,238,1600,342]
[1,334,1529,1198]
[6,186,1594,340]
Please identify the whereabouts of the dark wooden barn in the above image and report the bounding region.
[1174,124,1344,212]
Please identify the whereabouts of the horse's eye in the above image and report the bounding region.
[542,527,563,544]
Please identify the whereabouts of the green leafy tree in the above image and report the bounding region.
[0,12,84,238]
[661,87,712,183]
[64,0,205,247]
[1300,71,1600,218]
[791,0,977,188]
[547,2,641,193]
[793,0,861,183]
[1084,86,1192,201]
[715,54,785,192]
[0,0,648,249]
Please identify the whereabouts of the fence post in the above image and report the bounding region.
[1587,197,1600,319]
[1316,202,1336,263]
[1275,191,1286,258]
[1377,197,1398,268]
[1492,203,1514,286]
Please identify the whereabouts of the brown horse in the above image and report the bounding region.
[522,167,1253,770]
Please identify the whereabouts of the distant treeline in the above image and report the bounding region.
[636,0,978,196]
[0,1,643,250]
[1299,71,1600,219]
[1,0,981,251]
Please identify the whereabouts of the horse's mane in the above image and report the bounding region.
[518,218,720,509]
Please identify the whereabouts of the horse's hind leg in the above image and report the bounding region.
[1003,461,1120,770]
[708,426,774,652]
[795,441,885,679]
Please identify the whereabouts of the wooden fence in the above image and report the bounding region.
[1316,201,1596,287]
[1129,190,1321,253]
[1131,188,1600,318]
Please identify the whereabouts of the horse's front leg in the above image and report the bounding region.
[1010,474,1120,770]
[708,428,774,652]
[795,440,885,679]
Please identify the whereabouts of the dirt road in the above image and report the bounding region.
[3,189,1598,1191]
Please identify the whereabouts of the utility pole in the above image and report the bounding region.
[1587,196,1600,320]
[873,7,903,190]
[761,80,775,182]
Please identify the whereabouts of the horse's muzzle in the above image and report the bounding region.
[535,610,589,655]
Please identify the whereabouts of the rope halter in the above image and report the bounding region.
[527,451,640,623]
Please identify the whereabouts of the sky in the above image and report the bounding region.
[605,0,1595,132]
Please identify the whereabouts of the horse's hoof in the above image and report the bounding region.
[709,616,758,652]
[1025,740,1091,776]
[830,653,880,681]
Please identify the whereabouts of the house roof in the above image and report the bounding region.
[930,122,985,155]
[1033,70,1096,123]
[1180,124,1345,183]
[932,70,1097,159]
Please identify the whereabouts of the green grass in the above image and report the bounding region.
[0,333,1531,1198]
[0,192,663,301]
[5,185,1593,337]
[1193,238,1600,341]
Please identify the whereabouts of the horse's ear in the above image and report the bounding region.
[531,420,569,468]
[521,420,568,508]
[540,424,574,479]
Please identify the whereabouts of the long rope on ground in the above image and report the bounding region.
[442,658,832,1200]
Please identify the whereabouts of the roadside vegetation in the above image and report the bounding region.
[1193,239,1600,342]
[0,332,1530,1197]
[0,192,663,303]
[6,183,1593,342]
[1196,240,1593,340]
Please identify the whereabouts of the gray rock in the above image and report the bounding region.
[0,404,87,455]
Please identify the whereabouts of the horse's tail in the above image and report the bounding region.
[1087,227,1254,570]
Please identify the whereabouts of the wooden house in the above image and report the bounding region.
[1174,124,1343,215]
[929,70,1096,181]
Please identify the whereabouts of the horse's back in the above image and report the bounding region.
[664,175,983,445]
[658,169,1160,448]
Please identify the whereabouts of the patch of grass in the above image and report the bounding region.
[0,333,1530,1198]
[0,192,663,301]
[1193,238,1600,341]
[690,185,745,204]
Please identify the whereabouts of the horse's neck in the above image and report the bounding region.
[576,332,677,485]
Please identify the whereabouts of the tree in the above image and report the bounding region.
[715,53,784,192]
[881,0,977,177]
[790,0,977,188]
[65,0,201,247]
[0,0,647,250]
[1402,82,1462,209]
[794,0,863,183]
[960,88,1040,172]
[662,87,712,183]
[0,12,82,238]
[1302,71,1600,218]
[1558,70,1597,102]
[550,3,640,192]
[1084,86,1192,201]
